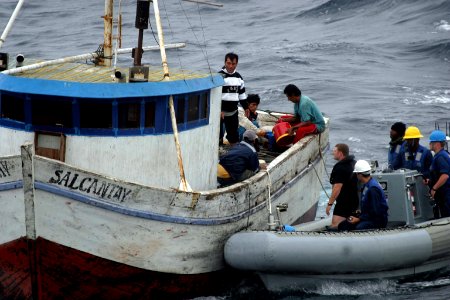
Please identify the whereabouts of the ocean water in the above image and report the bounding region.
[1,0,450,299]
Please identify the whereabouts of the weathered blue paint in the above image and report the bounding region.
[0,73,224,98]
[32,151,326,225]
[0,181,23,191]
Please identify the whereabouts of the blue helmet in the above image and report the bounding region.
[429,130,446,142]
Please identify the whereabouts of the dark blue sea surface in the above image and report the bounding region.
[1,0,450,299]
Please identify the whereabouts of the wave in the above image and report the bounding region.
[295,0,450,27]
[435,20,450,32]
[403,39,450,59]
[296,0,398,20]
[310,279,398,296]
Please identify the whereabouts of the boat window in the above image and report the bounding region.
[144,101,155,128]
[79,101,112,129]
[187,94,200,122]
[200,92,208,119]
[118,102,140,129]
[0,90,210,135]
[0,93,25,122]
[176,96,185,124]
[32,97,72,128]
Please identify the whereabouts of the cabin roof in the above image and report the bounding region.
[6,59,211,83]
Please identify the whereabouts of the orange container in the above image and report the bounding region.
[272,122,293,147]
[276,114,294,124]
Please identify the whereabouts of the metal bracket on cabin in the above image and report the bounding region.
[92,44,105,66]
[129,66,149,82]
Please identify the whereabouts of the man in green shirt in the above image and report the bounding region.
[281,84,325,144]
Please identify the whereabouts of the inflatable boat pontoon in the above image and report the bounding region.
[225,169,450,291]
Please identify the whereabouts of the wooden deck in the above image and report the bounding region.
[7,59,210,83]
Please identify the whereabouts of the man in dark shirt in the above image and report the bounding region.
[217,130,260,186]
[388,122,406,169]
[326,144,359,228]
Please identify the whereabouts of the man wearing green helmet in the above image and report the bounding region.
[427,130,450,217]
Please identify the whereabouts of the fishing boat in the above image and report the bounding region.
[0,0,329,298]
[225,169,450,292]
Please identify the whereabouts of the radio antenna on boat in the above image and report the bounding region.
[0,0,25,49]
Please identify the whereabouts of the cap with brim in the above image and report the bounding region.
[243,130,257,142]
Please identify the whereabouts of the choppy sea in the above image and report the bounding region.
[1,0,450,299]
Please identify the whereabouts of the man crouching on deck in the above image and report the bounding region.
[338,160,389,231]
[217,130,261,187]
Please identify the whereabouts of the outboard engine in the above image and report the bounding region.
[374,169,434,226]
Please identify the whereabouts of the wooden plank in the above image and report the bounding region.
[21,143,36,240]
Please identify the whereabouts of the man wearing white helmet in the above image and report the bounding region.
[338,160,389,231]
[427,130,450,217]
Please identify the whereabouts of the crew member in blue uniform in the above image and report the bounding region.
[338,160,388,231]
[393,126,432,179]
[388,122,406,169]
[427,130,450,218]
[217,130,260,186]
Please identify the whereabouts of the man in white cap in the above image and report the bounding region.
[338,160,389,231]
[217,130,261,186]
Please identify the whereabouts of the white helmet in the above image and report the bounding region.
[353,160,371,174]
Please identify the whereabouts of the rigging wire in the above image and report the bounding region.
[176,0,213,76]
[195,2,213,77]
[148,3,160,47]
[160,0,185,79]
[113,0,123,68]
[312,159,330,199]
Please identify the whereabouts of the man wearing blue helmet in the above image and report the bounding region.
[427,130,450,218]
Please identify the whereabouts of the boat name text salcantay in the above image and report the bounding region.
[48,170,133,203]
[0,161,12,178]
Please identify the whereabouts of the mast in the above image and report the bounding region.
[152,0,170,78]
[151,0,191,191]
[102,0,114,66]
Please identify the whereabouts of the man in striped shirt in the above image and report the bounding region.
[219,52,248,145]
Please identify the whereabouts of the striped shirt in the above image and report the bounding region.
[219,68,248,113]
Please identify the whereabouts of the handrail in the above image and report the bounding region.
[1,43,185,75]
[0,0,26,49]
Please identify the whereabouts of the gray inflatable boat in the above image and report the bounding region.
[224,170,450,291]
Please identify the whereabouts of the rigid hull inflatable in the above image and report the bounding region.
[225,170,450,291]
